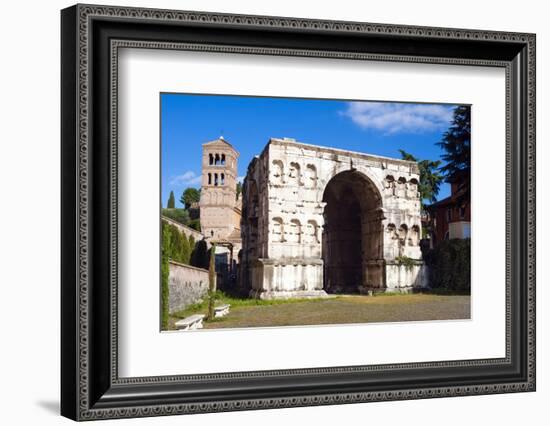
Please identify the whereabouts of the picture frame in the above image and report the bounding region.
[60,3,536,421]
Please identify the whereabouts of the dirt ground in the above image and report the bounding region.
[170,294,471,330]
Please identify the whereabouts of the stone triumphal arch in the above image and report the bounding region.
[240,138,427,299]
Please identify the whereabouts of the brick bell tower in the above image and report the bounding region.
[199,137,241,246]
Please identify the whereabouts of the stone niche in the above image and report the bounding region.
[240,138,428,299]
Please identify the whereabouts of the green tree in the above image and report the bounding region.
[398,149,443,207]
[181,232,191,265]
[180,187,200,210]
[190,239,209,269]
[437,105,471,199]
[424,239,470,293]
[168,224,184,262]
[188,218,201,232]
[161,208,190,226]
[207,243,217,320]
[236,181,242,200]
[188,235,196,253]
[167,191,176,209]
[160,222,172,329]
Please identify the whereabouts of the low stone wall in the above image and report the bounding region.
[385,262,429,292]
[168,261,209,313]
[162,216,204,242]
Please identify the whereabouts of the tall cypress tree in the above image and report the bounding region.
[168,224,183,262]
[181,232,191,265]
[207,243,217,320]
[236,182,242,200]
[437,106,471,199]
[167,190,176,209]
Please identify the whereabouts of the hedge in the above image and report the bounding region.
[423,238,471,292]
[161,222,171,329]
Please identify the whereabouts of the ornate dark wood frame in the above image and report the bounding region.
[61,3,536,421]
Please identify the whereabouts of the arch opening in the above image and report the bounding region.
[322,170,384,293]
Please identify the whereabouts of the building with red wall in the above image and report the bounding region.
[426,182,471,246]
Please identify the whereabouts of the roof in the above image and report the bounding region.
[266,137,419,171]
[202,136,236,150]
[426,187,469,210]
[426,195,454,209]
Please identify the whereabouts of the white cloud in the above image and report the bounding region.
[341,102,454,134]
[170,171,202,186]
[237,176,245,184]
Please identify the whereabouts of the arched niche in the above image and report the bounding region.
[409,225,420,246]
[271,160,284,185]
[288,219,302,243]
[306,220,319,243]
[272,217,284,242]
[304,164,317,188]
[288,162,301,186]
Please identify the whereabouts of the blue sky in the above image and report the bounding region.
[161,93,462,208]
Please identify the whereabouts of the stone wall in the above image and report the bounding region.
[161,216,203,242]
[168,261,209,313]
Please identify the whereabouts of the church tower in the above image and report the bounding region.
[199,137,241,246]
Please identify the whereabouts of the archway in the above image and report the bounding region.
[322,170,384,293]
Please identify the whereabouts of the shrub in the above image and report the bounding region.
[207,243,217,320]
[160,222,172,329]
[190,239,209,269]
[189,235,196,253]
[188,218,201,231]
[181,231,191,265]
[162,208,190,226]
[424,238,471,292]
[395,255,416,270]
[167,224,184,263]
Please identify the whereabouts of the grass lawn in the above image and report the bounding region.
[168,292,470,330]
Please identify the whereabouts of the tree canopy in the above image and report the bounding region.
[163,222,191,264]
[190,239,209,269]
[398,149,443,207]
[236,181,242,200]
[188,218,201,232]
[180,187,200,210]
[161,208,190,226]
[437,105,471,191]
[167,190,176,209]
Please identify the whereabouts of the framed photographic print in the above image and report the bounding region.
[61,4,536,421]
